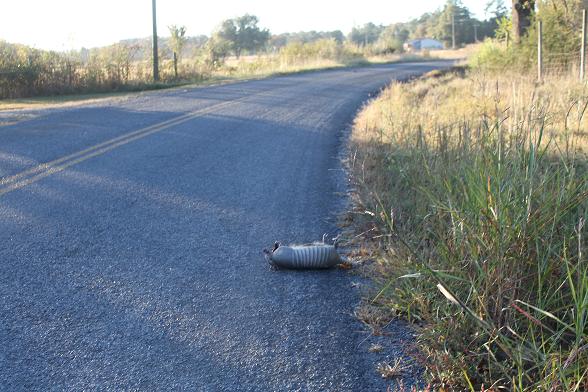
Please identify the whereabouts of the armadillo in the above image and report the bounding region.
[263,239,342,269]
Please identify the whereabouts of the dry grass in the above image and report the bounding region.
[353,68,588,154]
[377,358,408,379]
[429,43,483,60]
[0,51,439,112]
[0,91,137,111]
[369,343,385,353]
[348,67,588,390]
[354,302,393,336]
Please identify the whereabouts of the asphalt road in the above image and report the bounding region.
[0,61,451,391]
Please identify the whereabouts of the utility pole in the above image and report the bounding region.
[581,8,587,81]
[474,24,478,42]
[152,0,159,82]
[452,13,456,49]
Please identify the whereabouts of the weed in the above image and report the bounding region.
[369,343,385,353]
[377,358,408,379]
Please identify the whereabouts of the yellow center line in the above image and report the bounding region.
[0,99,239,196]
[0,67,393,197]
[0,100,234,188]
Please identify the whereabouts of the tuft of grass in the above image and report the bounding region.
[369,343,385,353]
[377,358,408,379]
[355,302,393,336]
[349,66,588,390]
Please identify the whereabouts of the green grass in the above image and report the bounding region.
[348,67,588,390]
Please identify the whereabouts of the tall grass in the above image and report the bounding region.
[1,37,441,101]
[350,68,588,390]
[218,40,369,79]
[0,40,213,99]
[0,39,360,99]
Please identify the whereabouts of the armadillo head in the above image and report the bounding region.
[262,242,280,255]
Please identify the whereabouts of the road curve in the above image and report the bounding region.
[0,62,451,391]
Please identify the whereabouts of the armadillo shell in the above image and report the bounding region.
[270,245,342,269]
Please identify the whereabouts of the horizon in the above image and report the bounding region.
[0,0,490,52]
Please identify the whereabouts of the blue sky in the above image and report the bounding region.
[0,0,491,51]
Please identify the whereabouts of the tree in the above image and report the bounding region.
[348,23,385,46]
[376,24,410,53]
[480,0,509,42]
[327,30,345,44]
[527,0,581,67]
[434,0,475,47]
[269,30,345,51]
[485,0,508,19]
[410,12,440,39]
[168,25,186,78]
[512,0,535,43]
[215,14,270,58]
[204,36,231,67]
[168,25,187,57]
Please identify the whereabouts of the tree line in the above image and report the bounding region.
[0,0,506,99]
[207,0,507,58]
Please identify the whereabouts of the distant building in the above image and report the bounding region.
[403,38,444,52]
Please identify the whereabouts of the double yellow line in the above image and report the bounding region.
[0,99,236,197]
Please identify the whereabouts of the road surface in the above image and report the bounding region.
[0,62,450,391]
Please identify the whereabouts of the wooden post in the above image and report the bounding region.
[452,13,456,49]
[537,20,543,82]
[152,0,159,82]
[173,52,178,80]
[582,9,587,81]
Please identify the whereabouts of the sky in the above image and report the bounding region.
[0,0,491,51]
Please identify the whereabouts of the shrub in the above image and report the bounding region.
[471,3,582,75]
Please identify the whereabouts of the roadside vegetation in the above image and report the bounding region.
[348,1,588,390]
[0,1,501,101]
[0,37,416,104]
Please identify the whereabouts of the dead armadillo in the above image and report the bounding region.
[263,237,342,269]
